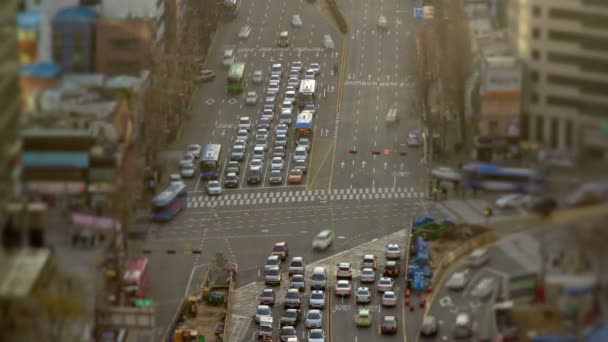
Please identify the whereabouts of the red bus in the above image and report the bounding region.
[123,257,150,304]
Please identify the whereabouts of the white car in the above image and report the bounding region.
[385,244,401,259]
[256,128,269,140]
[271,157,285,170]
[180,162,195,178]
[381,291,397,306]
[291,14,303,28]
[206,181,222,195]
[186,144,202,158]
[335,280,352,296]
[288,77,300,88]
[293,146,307,162]
[238,116,251,131]
[180,152,195,166]
[336,263,352,279]
[291,61,303,73]
[169,173,182,185]
[312,230,334,250]
[309,290,325,309]
[306,310,323,329]
[238,25,251,40]
[275,134,287,147]
[471,277,495,300]
[377,277,394,293]
[264,255,281,271]
[252,70,263,84]
[446,271,469,291]
[236,129,249,142]
[275,124,288,136]
[360,268,376,283]
[495,194,532,210]
[288,256,305,275]
[245,91,257,105]
[307,329,325,342]
[255,305,272,323]
[304,69,315,79]
[223,48,235,66]
[309,63,320,75]
[284,90,296,103]
[355,287,372,303]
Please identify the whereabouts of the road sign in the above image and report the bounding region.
[414,7,423,20]
[413,269,425,291]
[423,6,434,19]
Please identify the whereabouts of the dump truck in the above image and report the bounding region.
[166,253,237,342]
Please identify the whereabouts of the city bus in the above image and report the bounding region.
[295,111,314,140]
[227,63,245,93]
[200,144,222,179]
[122,257,150,305]
[462,162,545,193]
[297,79,317,107]
[223,0,240,19]
[151,182,187,221]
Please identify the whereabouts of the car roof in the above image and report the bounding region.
[358,309,370,315]
[362,268,374,272]
[311,290,324,294]
[364,254,375,259]
[287,288,299,293]
[274,242,286,246]
[387,261,397,265]
[258,304,270,309]
[292,256,303,261]
[383,291,395,296]
[388,243,399,247]
[339,262,351,267]
[337,280,349,285]
[268,255,279,260]
[384,316,396,321]
[357,287,369,291]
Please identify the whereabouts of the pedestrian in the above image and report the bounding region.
[431,185,439,200]
[441,186,448,200]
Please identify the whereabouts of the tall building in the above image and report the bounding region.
[0,0,22,205]
[509,0,608,160]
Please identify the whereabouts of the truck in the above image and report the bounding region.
[165,253,237,342]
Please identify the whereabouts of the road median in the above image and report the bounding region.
[325,0,348,33]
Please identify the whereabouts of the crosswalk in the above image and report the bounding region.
[189,186,426,208]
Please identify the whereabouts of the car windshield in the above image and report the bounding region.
[272,245,284,252]
[258,308,269,315]
[282,328,296,335]
[291,260,302,267]
[267,269,279,276]
[311,274,324,280]
[292,275,304,281]
[308,312,320,319]
[285,311,296,318]
[311,293,323,299]
[337,283,348,288]
[310,331,322,338]
[287,292,299,299]
[384,293,395,298]
[266,258,278,265]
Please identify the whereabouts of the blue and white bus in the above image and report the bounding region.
[462,162,545,193]
[297,79,317,108]
[200,144,222,180]
[151,182,187,221]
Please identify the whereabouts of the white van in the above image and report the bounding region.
[467,248,489,268]
[310,266,327,290]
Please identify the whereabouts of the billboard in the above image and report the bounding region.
[482,57,522,96]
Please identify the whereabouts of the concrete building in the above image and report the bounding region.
[0,0,22,205]
[508,0,608,160]
[95,19,153,76]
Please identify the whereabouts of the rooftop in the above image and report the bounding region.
[0,248,51,300]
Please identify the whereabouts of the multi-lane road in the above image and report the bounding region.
[135,0,434,340]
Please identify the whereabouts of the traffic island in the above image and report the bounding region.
[325,0,348,33]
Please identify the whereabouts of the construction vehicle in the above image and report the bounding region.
[167,253,237,342]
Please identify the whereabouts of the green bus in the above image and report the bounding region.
[227,63,245,93]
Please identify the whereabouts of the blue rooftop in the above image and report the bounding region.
[54,5,96,21]
[22,152,89,169]
[20,62,61,79]
[18,11,43,30]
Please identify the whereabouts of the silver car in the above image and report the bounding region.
[309,63,320,75]
[275,124,289,136]
[269,169,283,185]
[284,288,301,308]
[236,129,249,142]
[252,70,263,84]
[305,310,322,329]
[238,25,251,40]
[288,77,300,88]
[293,159,307,174]
[264,255,281,271]
[275,134,287,147]
[271,157,285,170]
[265,266,281,286]
[471,277,495,300]
[245,91,257,105]
[255,305,272,323]
[304,69,315,79]
[293,146,308,162]
[309,290,325,309]
[446,271,469,291]
[291,14,303,28]
[290,274,305,292]
[180,162,195,178]
[186,144,202,158]
[230,145,245,161]
[206,180,222,195]
[273,146,286,158]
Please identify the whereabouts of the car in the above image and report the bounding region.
[267,83,280,94]
[265,93,277,106]
[288,257,305,275]
[280,325,297,341]
[275,124,289,136]
[296,137,311,152]
[453,312,473,339]
[471,277,495,300]
[269,74,281,84]
[245,91,258,105]
[420,315,438,336]
[291,61,303,72]
[288,69,300,79]
[223,48,235,66]
[309,290,325,309]
[255,305,272,323]
[264,255,281,271]
[381,316,398,334]
[290,274,305,291]
[263,103,275,111]
[323,34,335,50]
[312,230,334,250]
[238,116,251,131]
[355,308,372,327]
[291,14,303,27]
[355,287,372,304]
[265,266,281,285]
[280,109,294,125]
[310,267,327,290]
[270,63,282,77]
[281,101,294,112]
[197,69,215,82]
[180,162,196,178]
[305,310,322,329]
[360,268,375,283]
[304,69,315,79]
[256,128,269,140]
[284,288,301,309]
[247,165,262,184]
[261,109,273,121]
[252,70,263,84]
[280,308,301,327]
[258,316,273,338]
[275,134,288,147]
[169,173,183,185]
[258,117,271,130]
[273,146,286,158]
[206,180,222,195]
[186,144,202,158]
[269,170,283,184]
[382,261,400,278]
[287,77,300,88]
[271,242,289,260]
[250,158,263,169]
[225,161,241,175]
[381,291,397,306]
[336,263,352,279]
[378,15,388,30]
[278,30,289,47]
[292,159,307,174]
[377,277,394,293]
[233,140,246,149]
[309,63,320,75]
[386,244,401,259]
[252,144,264,159]
[259,288,275,306]
[288,168,303,184]
[238,25,251,40]
[230,145,245,161]
[307,329,325,342]
[224,172,239,188]
[236,129,249,142]
[180,152,195,166]
[335,280,352,296]
[362,254,377,270]
[495,193,533,210]
[565,181,608,208]
[446,271,469,291]
[284,90,296,104]
[293,146,308,162]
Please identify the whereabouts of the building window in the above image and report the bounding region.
[532,49,540,60]
[551,118,558,148]
[532,6,541,17]
[530,70,539,83]
[110,39,140,51]
[532,28,541,39]
[108,61,141,76]
[535,116,544,142]
[565,120,573,148]
[530,92,539,104]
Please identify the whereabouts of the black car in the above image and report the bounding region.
[381,316,398,334]
[382,261,400,278]
[280,309,301,327]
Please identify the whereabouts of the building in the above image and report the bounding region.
[508,0,608,160]
[0,0,22,206]
[95,19,153,76]
[52,5,97,73]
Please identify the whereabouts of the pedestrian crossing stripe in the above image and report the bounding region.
[188,187,426,208]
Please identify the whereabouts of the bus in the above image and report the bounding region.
[200,144,222,179]
[223,0,240,19]
[462,162,545,193]
[151,182,187,221]
[295,111,314,139]
[227,63,245,93]
[297,79,317,107]
[123,257,150,305]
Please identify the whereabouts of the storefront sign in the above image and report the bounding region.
[71,212,121,231]
[26,181,86,195]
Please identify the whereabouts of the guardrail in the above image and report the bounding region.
[326,0,348,33]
